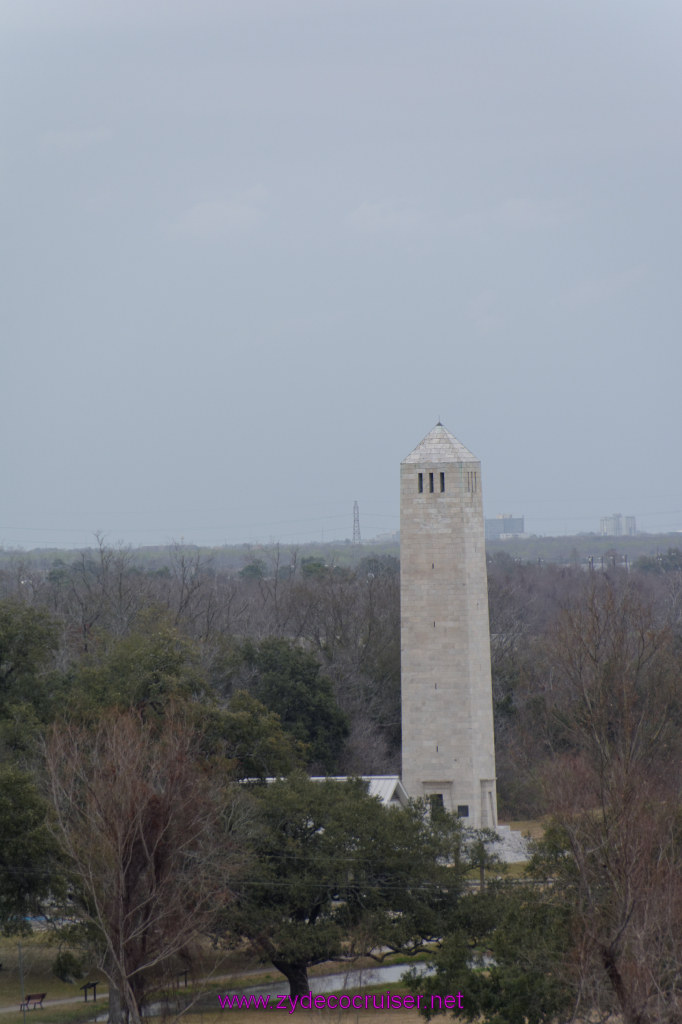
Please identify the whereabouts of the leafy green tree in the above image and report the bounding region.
[0,766,60,933]
[238,639,349,771]
[465,827,503,891]
[0,602,60,761]
[61,611,208,720]
[239,559,267,580]
[634,547,682,573]
[300,557,328,578]
[411,881,574,1024]
[224,775,467,996]
[200,692,303,779]
[52,950,84,983]
[0,601,59,693]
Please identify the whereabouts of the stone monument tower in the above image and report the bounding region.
[400,423,497,828]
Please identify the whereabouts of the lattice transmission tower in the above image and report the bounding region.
[352,501,361,545]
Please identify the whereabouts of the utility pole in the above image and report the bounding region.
[18,943,26,1024]
[352,501,361,546]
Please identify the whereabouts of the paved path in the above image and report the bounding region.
[0,991,102,1015]
[0,965,276,1016]
[0,958,409,1016]
[0,993,104,1014]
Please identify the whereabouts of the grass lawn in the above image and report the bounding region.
[181,982,429,1024]
[180,1008,425,1024]
[501,817,548,840]
[0,935,106,1012]
[0,939,431,1024]
[0,1005,102,1024]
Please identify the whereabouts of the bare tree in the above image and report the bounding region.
[45,709,245,1024]
[535,578,682,1024]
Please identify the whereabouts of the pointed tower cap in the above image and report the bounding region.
[402,422,479,464]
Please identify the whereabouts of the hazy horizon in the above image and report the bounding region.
[3,1,681,549]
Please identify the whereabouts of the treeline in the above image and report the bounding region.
[0,541,402,775]
[3,527,679,578]
[2,539,682,810]
[487,548,682,816]
[0,548,506,1024]
[2,542,682,1023]
[486,529,682,564]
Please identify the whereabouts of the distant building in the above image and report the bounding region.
[600,513,636,537]
[485,514,525,541]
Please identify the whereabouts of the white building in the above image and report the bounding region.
[400,423,497,828]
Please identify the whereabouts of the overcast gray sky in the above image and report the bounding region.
[2,0,681,549]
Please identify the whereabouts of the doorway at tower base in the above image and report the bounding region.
[405,777,498,830]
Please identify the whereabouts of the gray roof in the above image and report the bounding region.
[249,775,410,808]
[309,776,410,807]
[402,423,478,464]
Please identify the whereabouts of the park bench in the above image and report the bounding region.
[20,992,46,1010]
